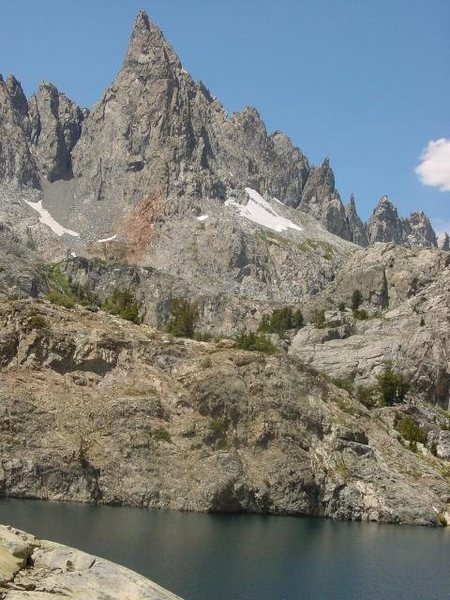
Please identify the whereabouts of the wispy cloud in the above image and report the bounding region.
[416,138,450,191]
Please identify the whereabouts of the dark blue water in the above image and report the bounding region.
[0,499,449,600]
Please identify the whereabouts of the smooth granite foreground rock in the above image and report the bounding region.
[0,525,182,599]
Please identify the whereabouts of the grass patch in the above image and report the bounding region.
[45,290,76,309]
[152,426,171,443]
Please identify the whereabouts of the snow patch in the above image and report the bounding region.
[225,188,303,233]
[25,200,80,238]
[96,234,117,243]
[196,215,209,222]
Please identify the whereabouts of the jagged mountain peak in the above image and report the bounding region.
[0,10,442,254]
[134,9,151,30]
[348,193,357,210]
[124,9,181,72]
[375,195,397,210]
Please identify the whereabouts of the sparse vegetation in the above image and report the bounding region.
[331,377,354,394]
[353,308,369,320]
[166,298,198,338]
[259,307,304,335]
[28,314,48,329]
[45,290,76,309]
[377,365,410,406]
[351,289,363,312]
[298,239,335,260]
[397,416,427,448]
[103,289,141,324]
[152,426,172,443]
[235,331,276,354]
[355,383,378,408]
[312,308,326,329]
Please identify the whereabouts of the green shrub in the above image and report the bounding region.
[235,332,276,354]
[45,290,76,309]
[354,308,369,320]
[312,309,326,329]
[338,302,346,312]
[259,307,304,335]
[377,366,409,406]
[47,265,72,295]
[397,416,427,445]
[28,314,48,329]
[153,426,172,443]
[331,377,354,394]
[210,418,227,436]
[103,289,141,324]
[166,299,198,338]
[351,289,363,311]
[355,384,377,408]
[420,316,425,327]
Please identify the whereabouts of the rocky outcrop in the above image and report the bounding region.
[345,195,369,246]
[0,299,448,525]
[0,76,39,188]
[0,525,182,599]
[367,196,404,244]
[402,211,438,247]
[298,159,352,241]
[368,198,438,248]
[289,244,450,407]
[28,82,85,182]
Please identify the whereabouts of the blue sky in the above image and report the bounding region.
[1,1,449,226]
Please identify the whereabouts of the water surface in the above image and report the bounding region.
[1,499,449,600]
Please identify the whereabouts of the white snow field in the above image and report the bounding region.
[25,200,80,238]
[225,188,303,233]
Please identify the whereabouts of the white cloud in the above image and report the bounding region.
[415,138,450,191]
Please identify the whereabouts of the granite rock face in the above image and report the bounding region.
[368,197,438,248]
[28,82,86,182]
[0,299,449,526]
[71,11,312,212]
[402,211,438,247]
[297,159,352,241]
[0,76,39,188]
[367,196,404,244]
[289,244,450,407]
[0,525,182,599]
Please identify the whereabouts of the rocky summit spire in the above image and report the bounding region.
[345,194,369,247]
[28,82,85,182]
[0,76,39,187]
[5,75,29,120]
[367,196,404,244]
[298,159,352,241]
[402,211,437,248]
[124,9,181,72]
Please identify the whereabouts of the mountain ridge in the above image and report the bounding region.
[0,10,443,250]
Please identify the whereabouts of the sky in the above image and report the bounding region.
[1,0,449,227]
